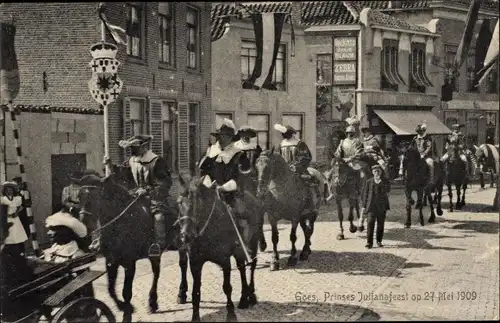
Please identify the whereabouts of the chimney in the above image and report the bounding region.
[290,1,302,26]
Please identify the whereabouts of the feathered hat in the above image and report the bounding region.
[211,118,236,137]
[274,124,297,134]
[451,123,464,130]
[345,115,361,126]
[416,121,427,132]
[236,125,258,138]
[46,211,88,238]
[118,134,153,149]
[1,181,18,190]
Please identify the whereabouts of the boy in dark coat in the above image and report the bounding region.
[361,165,391,248]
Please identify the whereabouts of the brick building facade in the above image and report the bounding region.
[1,1,212,177]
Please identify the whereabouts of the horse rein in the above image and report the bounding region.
[177,189,218,238]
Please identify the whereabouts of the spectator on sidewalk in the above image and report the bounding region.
[12,176,30,237]
[62,171,83,218]
[361,165,391,249]
[1,181,28,258]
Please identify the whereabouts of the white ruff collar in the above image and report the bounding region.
[131,150,158,164]
[44,241,80,260]
[417,133,427,139]
[280,138,299,147]
[234,140,257,150]
[216,142,241,164]
[206,142,221,158]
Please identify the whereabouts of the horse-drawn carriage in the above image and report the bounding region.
[2,252,115,323]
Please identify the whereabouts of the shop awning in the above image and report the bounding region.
[374,109,452,135]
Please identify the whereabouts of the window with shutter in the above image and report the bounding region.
[123,97,132,160]
[150,99,164,158]
[188,103,200,175]
[177,102,190,175]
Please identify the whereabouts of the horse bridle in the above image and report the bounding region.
[176,188,219,239]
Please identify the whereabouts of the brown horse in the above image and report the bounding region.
[78,173,179,322]
[177,175,263,322]
[255,149,319,271]
[444,143,468,211]
[324,157,362,239]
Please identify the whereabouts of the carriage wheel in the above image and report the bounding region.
[51,297,115,323]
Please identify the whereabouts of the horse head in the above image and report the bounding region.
[177,175,215,245]
[397,143,423,177]
[446,142,461,163]
[255,147,287,198]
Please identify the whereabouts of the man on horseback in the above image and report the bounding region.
[334,124,364,169]
[412,123,436,181]
[274,123,320,215]
[441,124,471,177]
[208,119,258,252]
[199,132,221,178]
[361,126,389,179]
[234,126,262,193]
[104,134,173,257]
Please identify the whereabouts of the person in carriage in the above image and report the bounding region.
[274,123,321,215]
[42,211,88,263]
[203,118,260,253]
[102,134,173,258]
[441,124,472,177]
[412,122,437,180]
[361,126,389,179]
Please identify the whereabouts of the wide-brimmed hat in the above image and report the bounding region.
[211,118,237,139]
[345,126,356,133]
[372,164,383,171]
[76,170,103,187]
[118,134,153,149]
[274,124,296,135]
[451,123,463,130]
[70,170,84,182]
[237,125,258,138]
[2,181,18,190]
[46,211,88,238]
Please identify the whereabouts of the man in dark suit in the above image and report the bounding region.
[361,165,391,249]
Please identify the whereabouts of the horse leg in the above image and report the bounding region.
[336,197,345,240]
[490,171,495,188]
[258,211,267,252]
[427,190,436,224]
[190,259,204,322]
[455,184,462,210]
[246,241,259,307]
[348,201,357,233]
[148,256,160,313]
[287,220,299,266]
[436,183,444,216]
[270,222,280,271]
[299,217,312,261]
[417,190,424,226]
[479,172,485,189]
[461,182,467,207]
[221,260,237,322]
[405,189,412,228]
[177,249,189,304]
[447,183,454,212]
[121,262,137,322]
[236,257,250,309]
[106,261,126,311]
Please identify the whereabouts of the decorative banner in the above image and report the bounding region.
[0,22,20,103]
[88,42,123,107]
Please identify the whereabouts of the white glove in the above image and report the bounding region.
[135,188,147,196]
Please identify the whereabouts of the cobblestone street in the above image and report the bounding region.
[91,184,499,322]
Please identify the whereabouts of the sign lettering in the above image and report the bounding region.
[334,37,357,61]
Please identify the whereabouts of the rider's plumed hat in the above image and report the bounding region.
[76,170,103,187]
[211,118,236,137]
[345,116,361,126]
[274,124,297,135]
[236,125,258,138]
[118,134,153,149]
[1,181,18,190]
[46,211,88,238]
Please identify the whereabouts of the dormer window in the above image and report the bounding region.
[409,42,433,93]
[380,39,405,91]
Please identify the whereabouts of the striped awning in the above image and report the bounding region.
[374,109,452,135]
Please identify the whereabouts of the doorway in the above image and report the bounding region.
[51,154,86,213]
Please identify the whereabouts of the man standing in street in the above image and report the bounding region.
[12,177,30,237]
[61,171,83,217]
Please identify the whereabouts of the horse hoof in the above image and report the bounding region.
[177,295,187,304]
[358,225,365,232]
[287,256,298,266]
[349,226,357,234]
[192,315,201,322]
[437,209,443,216]
[449,208,454,213]
[419,219,425,226]
[259,241,267,252]
[299,249,311,261]
[248,294,258,307]
[428,216,436,224]
[337,234,345,240]
[226,312,238,322]
[238,297,249,309]
[270,262,280,271]
[149,301,159,313]
[404,224,411,229]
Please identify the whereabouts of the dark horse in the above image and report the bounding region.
[255,149,319,271]
[324,157,362,240]
[177,175,263,322]
[78,173,179,322]
[399,144,444,227]
[444,143,468,211]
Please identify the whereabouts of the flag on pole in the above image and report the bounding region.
[242,12,287,90]
[0,22,20,103]
[98,3,127,46]
[453,0,482,72]
[476,19,499,87]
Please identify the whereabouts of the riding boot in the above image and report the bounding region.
[149,213,166,257]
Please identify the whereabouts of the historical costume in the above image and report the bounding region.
[199,139,221,178]
[106,134,173,257]
[412,123,436,180]
[1,181,28,258]
[441,124,471,175]
[334,124,364,167]
[361,165,390,249]
[207,119,257,252]
[234,126,262,193]
[361,126,388,177]
[274,123,320,215]
[43,211,87,263]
